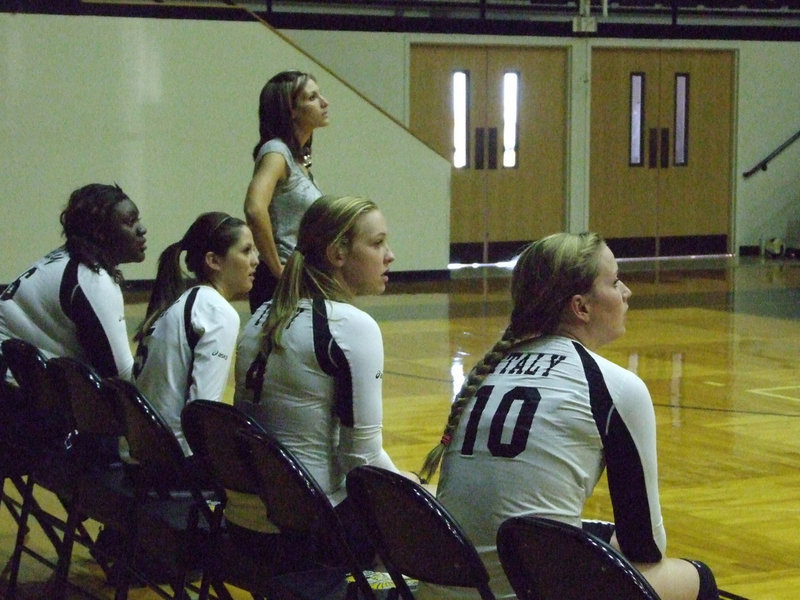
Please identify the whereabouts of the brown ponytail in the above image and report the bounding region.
[135,212,246,342]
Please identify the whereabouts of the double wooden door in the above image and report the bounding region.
[410,45,735,261]
[589,48,735,257]
[410,44,568,262]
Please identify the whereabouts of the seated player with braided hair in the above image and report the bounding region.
[417,232,719,600]
[0,183,147,380]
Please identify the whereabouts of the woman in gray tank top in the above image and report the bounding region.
[244,70,329,312]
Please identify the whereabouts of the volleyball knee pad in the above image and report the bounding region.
[685,559,719,600]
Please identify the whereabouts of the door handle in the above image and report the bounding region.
[488,127,498,170]
[475,127,485,170]
[660,127,670,168]
[648,128,658,168]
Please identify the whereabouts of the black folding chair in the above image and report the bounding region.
[345,465,496,600]
[104,378,230,600]
[496,515,660,600]
[46,356,134,598]
[181,399,282,600]
[1,338,101,598]
[236,423,381,600]
[497,515,749,600]
[0,344,28,538]
[182,399,381,600]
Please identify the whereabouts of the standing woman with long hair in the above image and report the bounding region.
[234,195,410,567]
[134,212,258,455]
[417,232,719,600]
[244,70,329,312]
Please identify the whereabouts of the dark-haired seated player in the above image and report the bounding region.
[0,183,147,380]
[0,183,147,580]
[134,212,258,456]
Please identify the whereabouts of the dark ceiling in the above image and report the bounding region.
[4,0,800,39]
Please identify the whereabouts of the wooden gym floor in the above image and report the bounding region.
[2,255,799,599]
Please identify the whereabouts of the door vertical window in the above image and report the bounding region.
[502,71,519,168]
[452,71,469,169]
[629,72,645,166]
[674,73,689,166]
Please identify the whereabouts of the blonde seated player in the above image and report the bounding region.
[416,232,719,600]
[234,195,418,569]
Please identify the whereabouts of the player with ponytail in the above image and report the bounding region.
[134,212,258,455]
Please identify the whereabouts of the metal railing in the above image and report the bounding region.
[743,126,800,178]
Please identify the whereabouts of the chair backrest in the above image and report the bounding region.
[48,356,124,466]
[48,357,123,437]
[182,401,373,599]
[1,338,73,442]
[235,426,376,600]
[181,399,263,497]
[0,345,15,410]
[1,338,44,390]
[0,344,22,450]
[345,465,495,600]
[235,425,338,534]
[496,516,661,600]
[102,377,198,500]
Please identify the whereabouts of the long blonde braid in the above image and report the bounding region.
[418,231,604,484]
[418,326,521,484]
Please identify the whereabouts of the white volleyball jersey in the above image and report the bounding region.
[235,297,398,505]
[134,285,239,455]
[423,335,665,600]
[0,248,134,380]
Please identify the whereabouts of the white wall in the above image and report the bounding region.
[0,13,450,283]
[286,28,800,251]
[736,41,800,249]
[3,14,799,287]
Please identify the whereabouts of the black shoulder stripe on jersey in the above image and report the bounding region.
[245,351,268,405]
[60,259,118,378]
[312,298,355,428]
[184,286,201,393]
[244,301,272,405]
[574,341,663,564]
[184,287,201,351]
